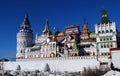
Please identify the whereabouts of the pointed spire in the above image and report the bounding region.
[101,8,109,24]
[84,18,86,24]
[42,19,51,35]
[19,13,32,33]
[82,20,90,34]
[22,13,30,26]
[81,21,90,39]
[45,19,49,32]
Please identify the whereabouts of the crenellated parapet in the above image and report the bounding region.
[16,56,108,61]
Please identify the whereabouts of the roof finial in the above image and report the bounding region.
[101,4,104,9]
[42,18,50,35]
[25,11,28,19]
[84,18,86,24]
[22,12,30,26]
[46,18,48,22]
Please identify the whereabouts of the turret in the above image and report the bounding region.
[16,13,33,59]
[42,19,51,35]
[101,9,110,24]
[35,19,52,44]
[81,22,90,39]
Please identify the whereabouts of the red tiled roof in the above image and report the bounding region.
[110,48,120,51]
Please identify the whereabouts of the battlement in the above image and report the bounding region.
[16,56,108,62]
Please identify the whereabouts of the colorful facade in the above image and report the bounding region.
[16,9,118,59]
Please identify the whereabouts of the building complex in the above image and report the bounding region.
[16,9,119,60]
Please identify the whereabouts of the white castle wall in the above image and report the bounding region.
[110,49,120,68]
[1,56,109,72]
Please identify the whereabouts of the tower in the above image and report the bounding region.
[101,9,109,24]
[35,19,51,44]
[42,19,51,35]
[16,14,33,59]
[81,23,90,39]
[95,9,117,56]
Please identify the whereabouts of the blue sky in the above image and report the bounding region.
[0,0,120,59]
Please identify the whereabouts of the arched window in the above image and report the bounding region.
[20,50,22,53]
[110,29,113,33]
[103,38,105,41]
[102,31,105,34]
[106,30,109,33]
[110,37,112,40]
[98,31,101,34]
[104,44,106,48]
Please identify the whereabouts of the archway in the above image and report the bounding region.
[50,53,55,57]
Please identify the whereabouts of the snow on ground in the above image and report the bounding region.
[103,70,120,76]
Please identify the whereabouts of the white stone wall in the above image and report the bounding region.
[111,50,120,68]
[2,56,102,72]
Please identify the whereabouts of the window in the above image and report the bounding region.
[102,31,105,34]
[110,37,112,40]
[98,31,101,34]
[53,44,56,48]
[105,14,107,17]
[101,45,103,48]
[100,38,102,41]
[104,44,106,48]
[110,30,113,33]
[106,30,109,33]
[103,38,105,41]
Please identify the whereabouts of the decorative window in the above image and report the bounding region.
[106,30,109,33]
[110,29,113,33]
[100,38,102,41]
[102,31,105,34]
[98,31,101,34]
[104,44,106,48]
[110,37,112,40]
[105,14,107,17]
[20,50,22,53]
[103,38,105,41]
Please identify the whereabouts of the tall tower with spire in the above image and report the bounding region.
[101,9,109,24]
[16,14,33,59]
[42,19,51,35]
[81,22,90,39]
[35,19,51,44]
[95,8,117,56]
